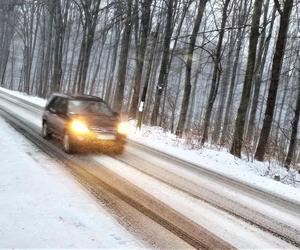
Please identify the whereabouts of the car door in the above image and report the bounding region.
[49,97,68,138]
[46,97,60,132]
[55,97,68,137]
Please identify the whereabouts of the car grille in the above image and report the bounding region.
[90,127,116,134]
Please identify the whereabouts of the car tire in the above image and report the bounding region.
[42,122,51,139]
[63,133,75,154]
[113,144,124,155]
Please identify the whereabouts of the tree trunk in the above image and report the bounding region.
[221,0,249,145]
[89,31,108,94]
[201,0,231,144]
[255,0,294,161]
[212,7,237,143]
[51,0,69,93]
[105,25,121,103]
[66,19,80,93]
[284,73,300,168]
[129,0,153,118]
[137,24,160,129]
[176,0,207,137]
[247,3,275,142]
[230,0,264,157]
[74,0,101,94]
[41,6,54,97]
[113,0,133,111]
[150,0,174,125]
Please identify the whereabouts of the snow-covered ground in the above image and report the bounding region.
[1,87,299,203]
[0,87,46,107]
[0,117,143,248]
[94,155,295,249]
[0,88,299,248]
[129,124,300,202]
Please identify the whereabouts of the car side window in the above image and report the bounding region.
[47,97,58,112]
[49,97,65,114]
[48,97,64,113]
[56,98,67,115]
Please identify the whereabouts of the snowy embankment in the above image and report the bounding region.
[0,116,142,248]
[0,87,47,107]
[1,87,299,203]
[129,124,300,202]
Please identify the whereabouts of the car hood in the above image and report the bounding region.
[70,114,118,129]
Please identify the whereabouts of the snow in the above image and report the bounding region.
[1,87,300,204]
[128,123,300,203]
[94,155,296,249]
[0,117,142,248]
[0,87,46,107]
[0,88,299,247]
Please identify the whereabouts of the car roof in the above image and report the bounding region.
[51,93,105,102]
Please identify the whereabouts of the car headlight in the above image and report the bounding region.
[118,122,130,135]
[70,120,89,134]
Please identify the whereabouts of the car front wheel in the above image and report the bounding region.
[63,133,75,154]
[42,122,51,139]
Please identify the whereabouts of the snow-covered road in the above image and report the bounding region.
[0,117,143,248]
[0,100,193,248]
[0,88,299,248]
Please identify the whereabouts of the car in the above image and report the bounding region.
[42,93,129,154]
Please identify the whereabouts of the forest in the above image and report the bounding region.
[0,0,299,169]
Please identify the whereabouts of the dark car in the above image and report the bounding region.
[42,93,129,154]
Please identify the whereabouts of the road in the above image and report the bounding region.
[0,89,299,249]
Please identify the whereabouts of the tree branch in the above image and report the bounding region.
[274,0,283,15]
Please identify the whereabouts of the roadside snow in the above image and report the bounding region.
[128,123,300,203]
[0,117,142,248]
[95,155,296,249]
[0,87,46,107]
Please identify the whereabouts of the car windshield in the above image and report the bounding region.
[68,100,113,116]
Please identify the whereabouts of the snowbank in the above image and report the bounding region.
[0,87,46,107]
[128,123,300,202]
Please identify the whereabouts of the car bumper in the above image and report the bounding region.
[70,132,126,148]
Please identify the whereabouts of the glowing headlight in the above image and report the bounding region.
[118,122,130,135]
[70,120,89,133]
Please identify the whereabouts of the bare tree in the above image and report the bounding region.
[201,0,231,145]
[150,0,175,125]
[51,0,70,93]
[129,0,153,118]
[246,3,276,142]
[176,0,208,137]
[255,0,294,161]
[284,67,300,168]
[221,0,251,145]
[113,0,133,111]
[74,0,101,94]
[230,0,264,157]
[137,24,160,129]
